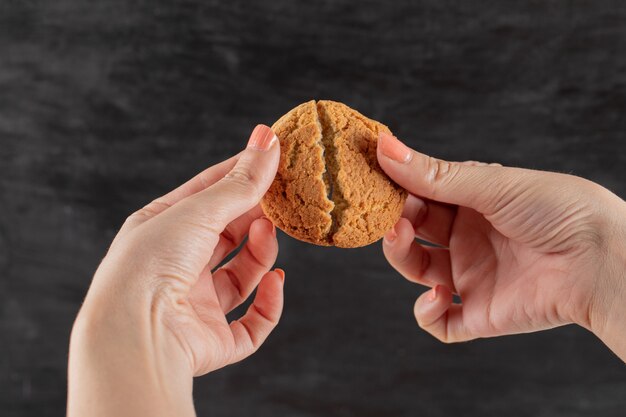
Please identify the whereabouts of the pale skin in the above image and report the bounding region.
[68,125,626,417]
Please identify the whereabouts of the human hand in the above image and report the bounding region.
[68,125,284,417]
[377,133,626,360]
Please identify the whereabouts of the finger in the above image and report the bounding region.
[117,153,241,239]
[377,132,530,214]
[114,152,264,265]
[229,269,285,364]
[207,205,264,271]
[402,194,456,247]
[188,264,225,323]
[213,218,278,312]
[414,285,473,343]
[383,218,455,292]
[140,124,280,278]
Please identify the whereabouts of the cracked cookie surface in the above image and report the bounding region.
[261,100,407,248]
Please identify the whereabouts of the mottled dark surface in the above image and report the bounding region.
[2,1,626,416]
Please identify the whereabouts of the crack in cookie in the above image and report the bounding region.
[261,100,407,248]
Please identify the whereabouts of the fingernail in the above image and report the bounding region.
[275,268,285,282]
[384,224,398,244]
[261,216,276,237]
[379,132,413,164]
[248,124,277,151]
[428,285,439,302]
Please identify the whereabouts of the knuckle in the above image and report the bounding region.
[240,321,261,350]
[128,200,171,223]
[126,209,149,225]
[415,317,450,343]
[220,224,238,249]
[197,171,212,189]
[414,306,429,328]
[225,166,255,185]
[152,279,189,311]
[253,303,277,325]
[119,215,139,234]
[425,157,461,195]
[414,305,453,344]
[428,157,449,182]
[577,177,610,201]
[224,165,261,198]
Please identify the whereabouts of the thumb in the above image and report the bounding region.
[143,124,280,276]
[201,124,280,224]
[377,132,532,214]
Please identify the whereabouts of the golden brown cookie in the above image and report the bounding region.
[261,100,407,248]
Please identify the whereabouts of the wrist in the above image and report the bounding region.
[68,290,195,417]
[587,198,626,361]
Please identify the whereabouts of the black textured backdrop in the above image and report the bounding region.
[2,1,626,416]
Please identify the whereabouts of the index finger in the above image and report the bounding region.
[129,125,280,280]
[116,152,242,240]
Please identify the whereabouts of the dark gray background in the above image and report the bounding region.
[2,1,626,416]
